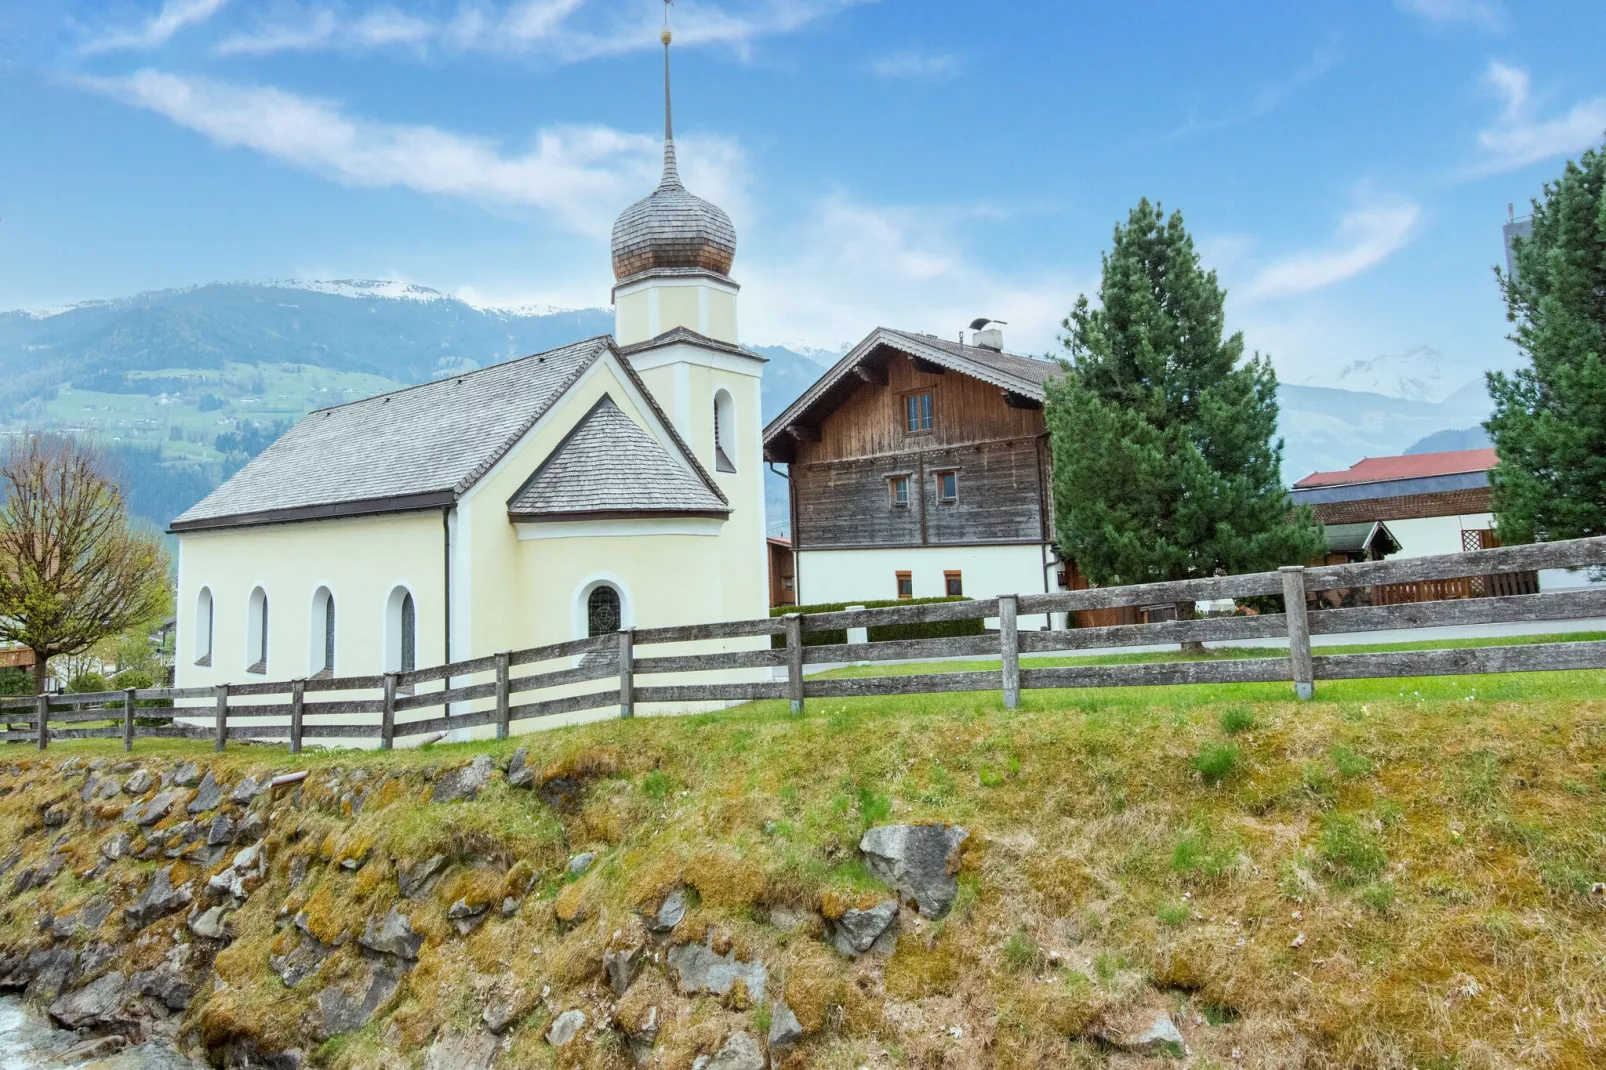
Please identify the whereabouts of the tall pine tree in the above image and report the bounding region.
[1046,199,1323,634]
[1485,140,1606,543]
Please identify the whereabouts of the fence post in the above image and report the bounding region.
[213,684,229,752]
[381,673,397,750]
[495,651,511,739]
[122,688,135,752]
[289,679,305,756]
[35,693,47,751]
[618,630,634,719]
[1280,566,1314,700]
[784,613,804,716]
[999,594,1021,710]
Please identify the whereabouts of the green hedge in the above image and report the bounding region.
[770,596,984,648]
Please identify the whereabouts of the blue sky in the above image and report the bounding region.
[2,0,1604,389]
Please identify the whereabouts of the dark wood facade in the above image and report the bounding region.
[781,347,1053,551]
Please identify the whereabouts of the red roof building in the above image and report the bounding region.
[1294,448,1498,489]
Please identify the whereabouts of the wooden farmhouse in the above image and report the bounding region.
[763,325,1074,626]
[168,33,771,734]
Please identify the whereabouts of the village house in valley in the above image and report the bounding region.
[1290,448,1500,559]
[763,323,1070,624]
[170,33,767,728]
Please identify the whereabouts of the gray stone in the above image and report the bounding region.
[93,775,122,801]
[702,1032,764,1070]
[398,854,447,898]
[315,958,405,1037]
[1126,1012,1186,1054]
[447,898,489,936]
[666,932,766,1002]
[207,814,236,846]
[124,866,193,928]
[768,905,806,932]
[433,755,494,803]
[546,1009,586,1048]
[360,908,422,960]
[604,944,643,996]
[13,853,66,894]
[48,970,128,1028]
[135,961,195,1009]
[859,823,969,919]
[123,769,153,795]
[506,747,533,788]
[189,905,229,940]
[132,788,179,826]
[271,930,333,988]
[100,831,130,861]
[172,762,201,788]
[236,812,267,844]
[230,775,265,805]
[768,999,804,1050]
[623,1005,659,1066]
[647,887,685,932]
[53,897,111,940]
[567,851,595,877]
[481,987,533,1034]
[187,770,223,814]
[60,1035,129,1062]
[43,804,70,828]
[825,900,898,958]
[423,1029,500,1070]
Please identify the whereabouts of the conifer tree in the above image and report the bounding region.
[1045,199,1324,634]
[1485,141,1606,543]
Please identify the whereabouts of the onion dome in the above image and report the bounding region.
[610,29,736,281]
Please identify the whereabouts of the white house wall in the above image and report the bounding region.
[796,544,1056,629]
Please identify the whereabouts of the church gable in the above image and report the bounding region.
[506,394,729,521]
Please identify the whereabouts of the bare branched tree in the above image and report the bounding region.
[0,436,170,694]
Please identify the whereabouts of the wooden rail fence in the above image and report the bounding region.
[7,536,1606,752]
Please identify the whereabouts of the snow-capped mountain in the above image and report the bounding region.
[1301,344,1469,403]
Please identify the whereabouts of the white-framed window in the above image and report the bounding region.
[246,586,269,674]
[310,586,335,677]
[713,388,737,473]
[194,586,214,667]
[384,586,417,674]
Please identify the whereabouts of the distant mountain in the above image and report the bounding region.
[1275,381,1492,483]
[0,281,829,534]
[1299,344,1467,403]
[1404,426,1493,455]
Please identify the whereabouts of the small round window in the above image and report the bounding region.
[587,585,621,636]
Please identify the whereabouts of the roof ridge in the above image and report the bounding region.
[306,334,614,417]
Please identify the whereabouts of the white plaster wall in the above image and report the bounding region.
[1385,513,1494,558]
[796,544,1056,628]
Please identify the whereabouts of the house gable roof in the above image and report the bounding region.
[1294,448,1498,489]
[506,394,729,521]
[171,333,728,533]
[761,327,1061,460]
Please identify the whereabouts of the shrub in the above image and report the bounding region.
[67,671,109,694]
[770,596,982,648]
[0,667,30,695]
[1192,742,1240,786]
[1219,707,1256,735]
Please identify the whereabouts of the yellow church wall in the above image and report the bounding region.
[657,286,700,338]
[706,289,736,343]
[615,289,650,347]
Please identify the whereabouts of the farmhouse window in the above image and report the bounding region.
[890,475,910,507]
[903,392,933,434]
[944,570,963,597]
[588,585,622,636]
[895,571,913,599]
[936,470,958,503]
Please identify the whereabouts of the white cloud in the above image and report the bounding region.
[80,0,229,55]
[1395,0,1505,32]
[214,0,870,61]
[1473,61,1606,174]
[1241,201,1420,302]
[81,69,748,237]
[867,50,959,81]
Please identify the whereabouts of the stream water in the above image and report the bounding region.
[0,996,205,1068]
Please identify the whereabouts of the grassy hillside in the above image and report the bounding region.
[2,661,1603,1068]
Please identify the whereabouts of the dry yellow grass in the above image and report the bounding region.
[0,674,1601,1068]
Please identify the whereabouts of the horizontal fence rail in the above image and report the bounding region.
[8,536,1606,752]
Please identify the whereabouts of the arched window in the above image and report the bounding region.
[246,587,269,674]
[194,586,214,666]
[713,389,736,473]
[385,586,417,673]
[587,585,621,637]
[310,587,335,676]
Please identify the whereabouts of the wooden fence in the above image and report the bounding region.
[6,536,1606,752]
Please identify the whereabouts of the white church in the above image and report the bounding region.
[171,28,768,712]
